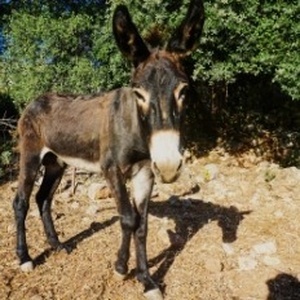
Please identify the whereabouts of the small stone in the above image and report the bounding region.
[144,288,163,300]
[30,296,43,300]
[29,208,40,218]
[88,182,111,200]
[274,210,284,218]
[204,258,222,272]
[20,261,34,272]
[7,223,15,234]
[203,164,219,181]
[222,243,235,255]
[238,255,257,271]
[262,255,281,266]
[253,241,277,255]
[70,201,80,209]
[10,181,18,189]
[97,186,111,199]
[86,203,100,216]
[250,192,260,205]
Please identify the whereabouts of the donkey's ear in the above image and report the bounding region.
[113,5,150,67]
[167,0,205,56]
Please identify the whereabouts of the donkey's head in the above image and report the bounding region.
[113,0,204,183]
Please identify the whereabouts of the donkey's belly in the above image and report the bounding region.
[41,147,101,173]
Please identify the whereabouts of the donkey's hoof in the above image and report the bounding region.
[61,244,72,254]
[55,243,72,254]
[113,269,127,281]
[144,288,163,300]
[20,261,34,272]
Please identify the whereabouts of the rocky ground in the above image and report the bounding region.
[1,148,300,300]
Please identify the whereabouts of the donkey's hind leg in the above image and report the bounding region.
[36,153,67,251]
[13,152,41,272]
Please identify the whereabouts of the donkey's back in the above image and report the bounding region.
[18,87,145,173]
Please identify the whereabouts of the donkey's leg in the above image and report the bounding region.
[13,152,40,271]
[103,165,135,277]
[131,161,163,299]
[36,154,66,251]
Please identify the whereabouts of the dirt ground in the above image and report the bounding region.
[1,148,300,300]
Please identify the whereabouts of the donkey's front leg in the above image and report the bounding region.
[131,161,163,300]
[103,165,135,277]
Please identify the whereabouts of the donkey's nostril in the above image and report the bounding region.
[177,159,183,172]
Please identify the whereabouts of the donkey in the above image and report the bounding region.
[13,1,204,298]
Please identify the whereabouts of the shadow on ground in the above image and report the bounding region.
[148,197,251,291]
[33,216,119,267]
[267,273,300,300]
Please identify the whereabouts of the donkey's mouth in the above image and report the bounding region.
[152,160,183,184]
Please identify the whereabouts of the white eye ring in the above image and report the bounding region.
[133,87,150,115]
[174,82,188,112]
[179,93,186,101]
[134,90,146,102]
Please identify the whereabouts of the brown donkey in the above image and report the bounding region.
[13,1,204,298]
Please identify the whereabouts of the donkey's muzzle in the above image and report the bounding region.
[150,130,183,183]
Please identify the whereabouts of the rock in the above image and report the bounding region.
[250,192,261,206]
[252,241,277,255]
[203,163,219,181]
[88,182,111,200]
[30,296,43,300]
[238,255,257,271]
[222,243,235,255]
[29,208,40,218]
[262,255,281,266]
[10,181,18,189]
[204,258,223,272]
[86,203,100,216]
[70,201,80,209]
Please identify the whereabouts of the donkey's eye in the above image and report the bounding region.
[134,90,146,102]
[175,83,189,113]
[178,86,188,101]
[174,82,188,104]
[133,88,150,116]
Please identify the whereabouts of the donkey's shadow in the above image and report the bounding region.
[33,216,119,266]
[33,196,250,288]
[148,196,251,287]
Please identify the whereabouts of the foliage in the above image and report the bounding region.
[193,0,300,100]
[1,0,299,112]
[2,2,114,109]
[0,139,14,180]
[0,0,192,110]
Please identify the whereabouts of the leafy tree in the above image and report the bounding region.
[1,0,193,110]
[0,0,299,113]
[193,0,300,100]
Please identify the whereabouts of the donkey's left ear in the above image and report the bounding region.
[113,5,150,67]
[167,0,205,56]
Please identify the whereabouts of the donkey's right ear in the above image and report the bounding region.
[167,0,205,56]
[113,5,150,67]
